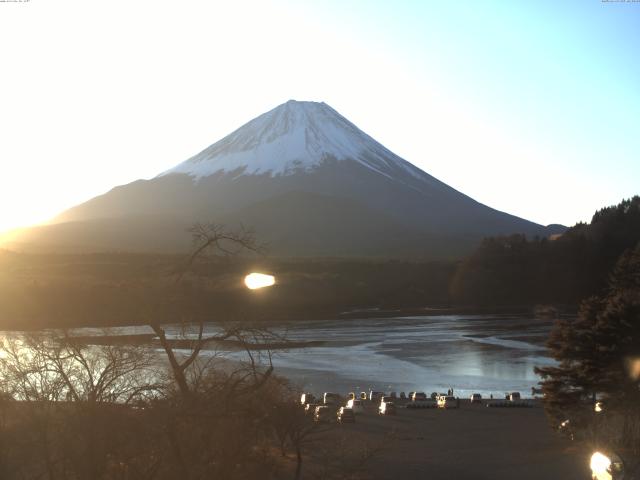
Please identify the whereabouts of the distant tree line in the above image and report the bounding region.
[0,253,457,329]
[1,196,639,331]
[450,196,640,307]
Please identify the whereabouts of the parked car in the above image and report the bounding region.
[470,393,482,404]
[314,405,334,423]
[407,397,436,409]
[305,403,320,416]
[323,392,341,405]
[369,391,385,403]
[300,392,315,405]
[337,407,356,423]
[399,392,407,400]
[507,392,521,401]
[346,399,365,413]
[437,396,459,409]
[408,391,416,400]
[378,400,397,415]
[411,392,428,402]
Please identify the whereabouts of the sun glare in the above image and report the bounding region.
[590,452,612,480]
[244,273,276,290]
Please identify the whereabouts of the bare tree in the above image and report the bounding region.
[0,333,166,480]
[141,223,287,480]
[151,222,269,398]
[0,333,165,405]
[186,222,263,264]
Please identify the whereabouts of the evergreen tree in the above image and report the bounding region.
[536,243,640,452]
[451,196,640,306]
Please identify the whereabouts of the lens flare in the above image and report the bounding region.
[590,452,612,480]
[244,273,275,290]
[626,356,640,381]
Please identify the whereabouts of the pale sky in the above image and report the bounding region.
[0,0,638,233]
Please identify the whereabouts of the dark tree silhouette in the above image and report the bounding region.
[151,222,268,398]
[536,243,640,454]
[451,196,640,307]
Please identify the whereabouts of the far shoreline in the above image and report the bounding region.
[0,304,577,333]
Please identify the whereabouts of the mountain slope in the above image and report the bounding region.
[7,100,562,258]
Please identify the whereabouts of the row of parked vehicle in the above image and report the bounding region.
[484,392,533,408]
[300,390,527,423]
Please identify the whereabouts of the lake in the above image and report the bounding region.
[12,314,558,399]
[222,314,557,398]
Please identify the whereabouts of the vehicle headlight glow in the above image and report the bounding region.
[590,452,612,480]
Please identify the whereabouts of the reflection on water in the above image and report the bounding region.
[2,314,558,398]
[249,315,557,397]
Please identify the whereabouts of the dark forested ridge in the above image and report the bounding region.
[0,252,456,329]
[1,197,637,329]
[450,196,640,306]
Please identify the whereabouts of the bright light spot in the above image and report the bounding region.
[590,452,612,480]
[244,273,275,290]
[595,401,603,413]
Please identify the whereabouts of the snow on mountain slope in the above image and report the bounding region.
[7,99,562,257]
[161,100,426,182]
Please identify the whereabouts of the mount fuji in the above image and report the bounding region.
[8,100,563,257]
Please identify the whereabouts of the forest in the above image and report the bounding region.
[450,196,640,307]
[0,197,638,330]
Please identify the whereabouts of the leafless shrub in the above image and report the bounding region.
[0,332,167,479]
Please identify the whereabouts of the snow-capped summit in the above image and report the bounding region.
[161,100,421,181]
[9,100,563,257]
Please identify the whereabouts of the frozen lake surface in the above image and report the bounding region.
[189,315,553,398]
[24,314,558,399]
[239,314,556,398]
